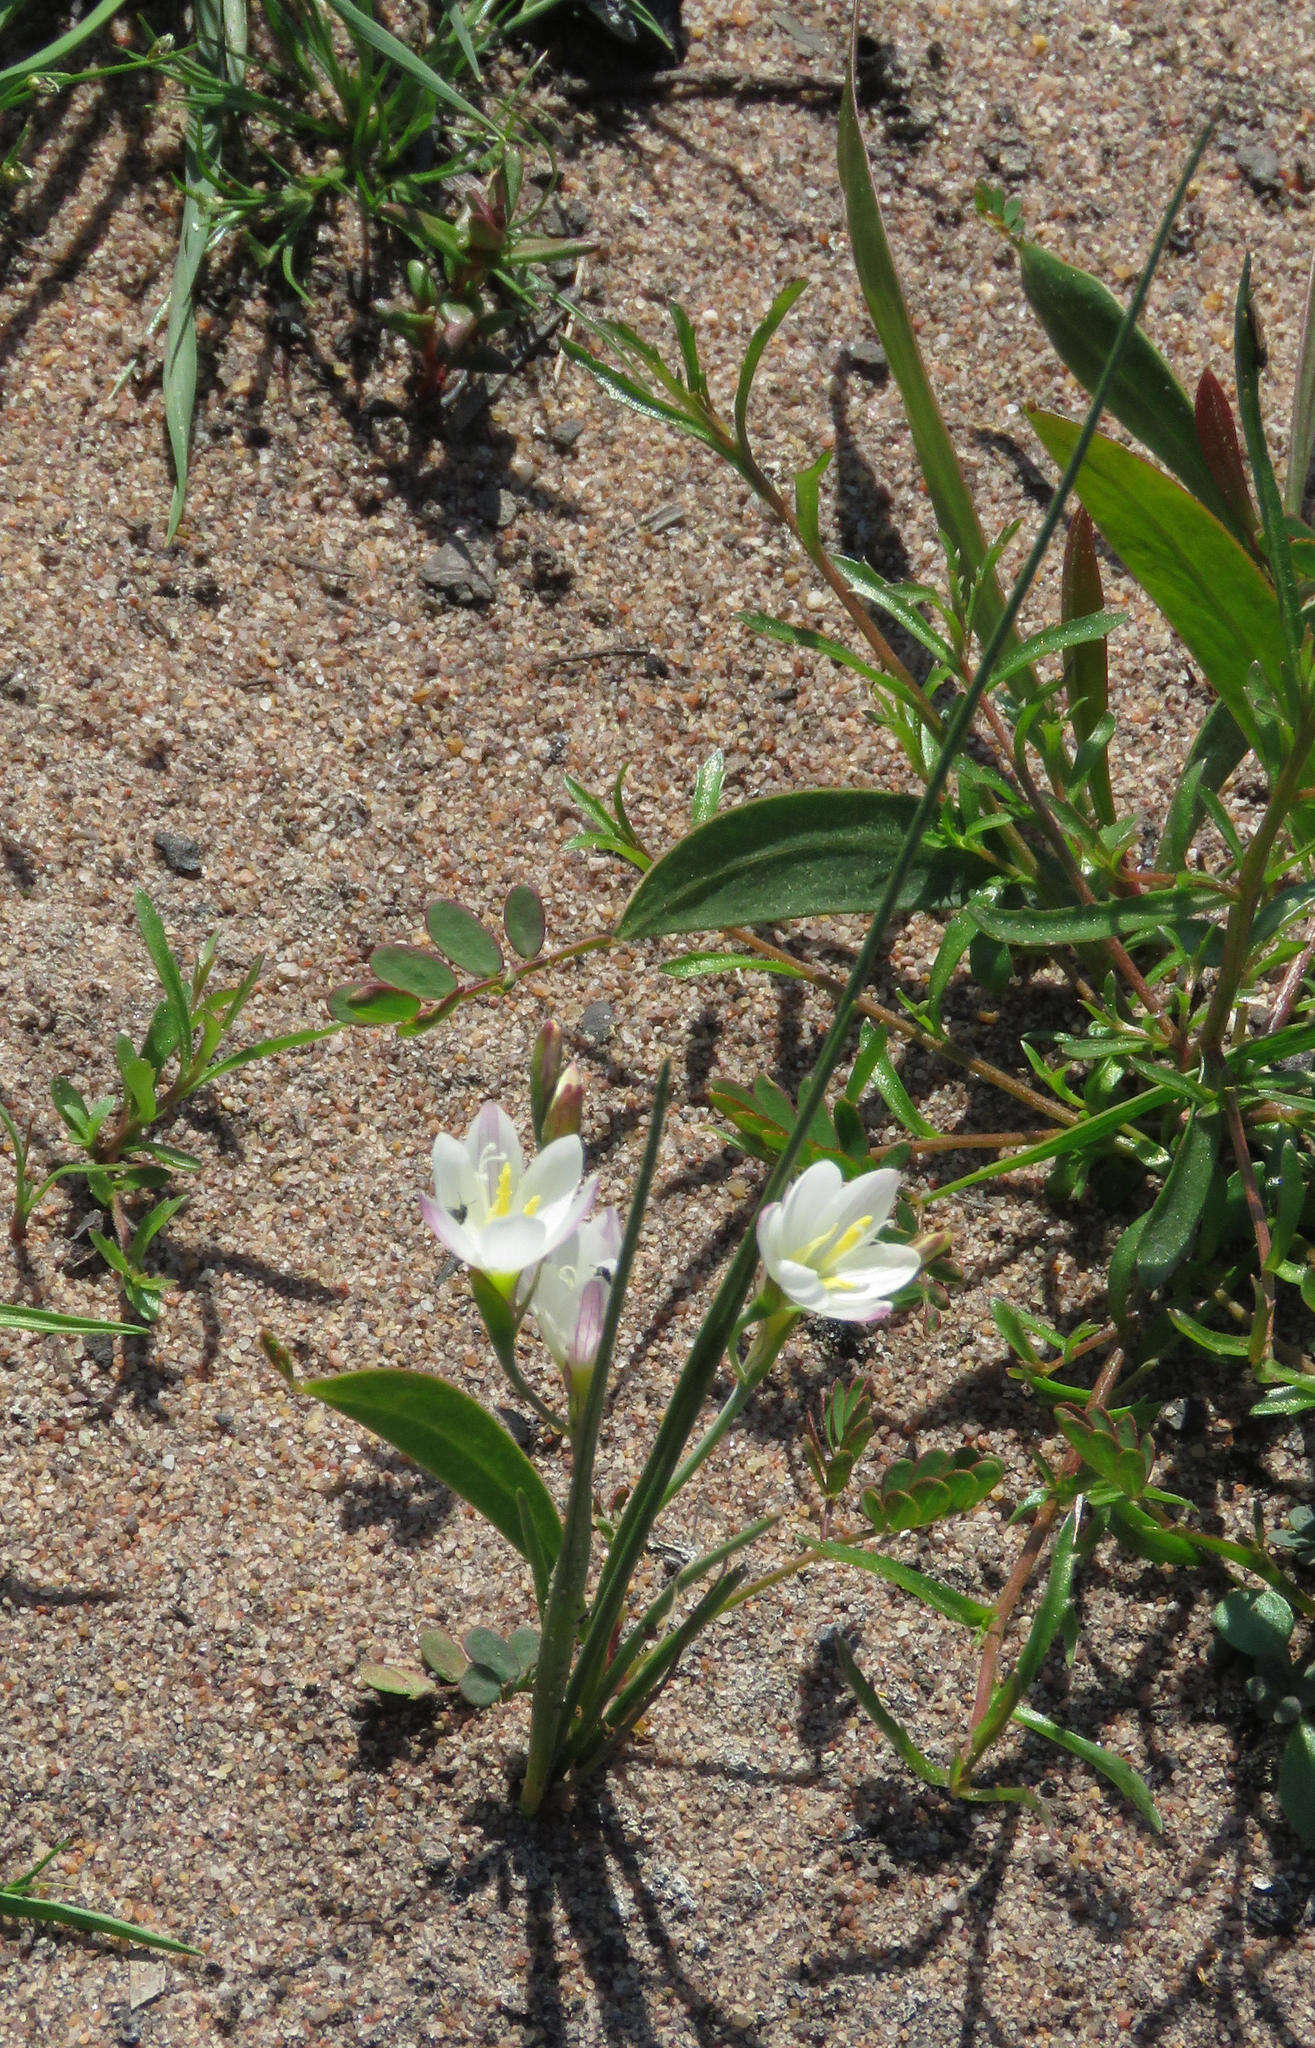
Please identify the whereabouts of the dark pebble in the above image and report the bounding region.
[549,418,586,451]
[153,829,204,877]
[579,999,615,1045]
[419,539,495,608]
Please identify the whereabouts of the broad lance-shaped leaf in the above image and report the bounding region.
[301,1369,562,1579]
[1018,239,1241,536]
[616,791,993,939]
[1028,412,1290,766]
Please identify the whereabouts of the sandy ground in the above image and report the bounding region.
[2,2,1315,2042]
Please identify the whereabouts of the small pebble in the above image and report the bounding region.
[579,998,615,1045]
[152,829,204,877]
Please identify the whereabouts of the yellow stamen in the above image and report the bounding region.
[523,1194,541,1217]
[490,1162,515,1218]
[824,1217,873,1267]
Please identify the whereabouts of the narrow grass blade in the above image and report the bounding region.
[325,0,495,129]
[838,20,1032,692]
[0,1305,146,1337]
[0,1887,196,1954]
[0,0,128,104]
[1012,1704,1162,1832]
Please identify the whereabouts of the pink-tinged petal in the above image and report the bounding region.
[477,1213,550,1274]
[822,1288,896,1325]
[583,1206,623,1269]
[431,1132,479,1215]
[569,1277,608,1372]
[468,1102,522,1197]
[830,1241,922,1292]
[419,1193,482,1268]
[519,1134,585,1216]
[818,1167,905,1244]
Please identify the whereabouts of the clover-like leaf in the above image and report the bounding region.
[426,900,503,977]
[859,1446,1002,1538]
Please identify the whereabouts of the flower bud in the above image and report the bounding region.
[529,1020,564,1142]
[541,1064,584,1144]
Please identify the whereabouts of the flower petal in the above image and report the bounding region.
[830,1241,922,1293]
[431,1133,479,1216]
[476,1213,550,1275]
[419,1192,482,1268]
[817,1167,905,1245]
[776,1158,845,1249]
[468,1102,523,1199]
[518,1134,585,1220]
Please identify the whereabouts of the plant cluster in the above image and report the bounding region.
[7,0,1315,1972]
[0,0,658,534]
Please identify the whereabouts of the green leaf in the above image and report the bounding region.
[1018,239,1237,530]
[114,1035,157,1124]
[134,891,193,1067]
[1157,700,1250,870]
[969,888,1225,949]
[833,1637,949,1786]
[615,791,993,939]
[462,1628,520,1686]
[359,1662,437,1702]
[0,1885,196,1954]
[1213,1586,1295,1662]
[1012,1505,1080,1699]
[503,886,545,961]
[1011,1704,1162,1831]
[1134,1106,1221,1289]
[859,1446,1003,1537]
[425,901,503,978]
[369,945,459,1003]
[300,1369,562,1578]
[327,982,422,1027]
[1235,259,1303,687]
[1028,413,1290,761]
[660,949,807,982]
[1054,1405,1154,1500]
[200,1025,339,1083]
[458,1663,504,1709]
[1286,254,1315,518]
[324,0,492,126]
[838,51,1030,691]
[0,1304,146,1337]
[50,1077,93,1144]
[1279,1720,1315,1848]
[816,1542,995,1630]
[734,278,808,451]
[690,748,725,826]
[418,1629,468,1683]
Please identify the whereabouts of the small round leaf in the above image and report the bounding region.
[426,900,503,977]
[503,884,546,960]
[369,945,459,1003]
[359,1662,437,1701]
[418,1629,469,1684]
[458,1663,503,1709]
[327,982,422,1026]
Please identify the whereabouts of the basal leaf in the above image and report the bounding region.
[301,1369,562,1576]
[616,791,993,939]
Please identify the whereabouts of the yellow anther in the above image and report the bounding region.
[523,1194,542,1217]
[822,1217,873,1269]
[490,1162,515,1217]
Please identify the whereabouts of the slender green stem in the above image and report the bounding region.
[520,1066,671,1817]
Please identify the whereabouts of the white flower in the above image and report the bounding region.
[529,1207,623,1389]
[756,1161,921,1322]
[420,1102,596,1284]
